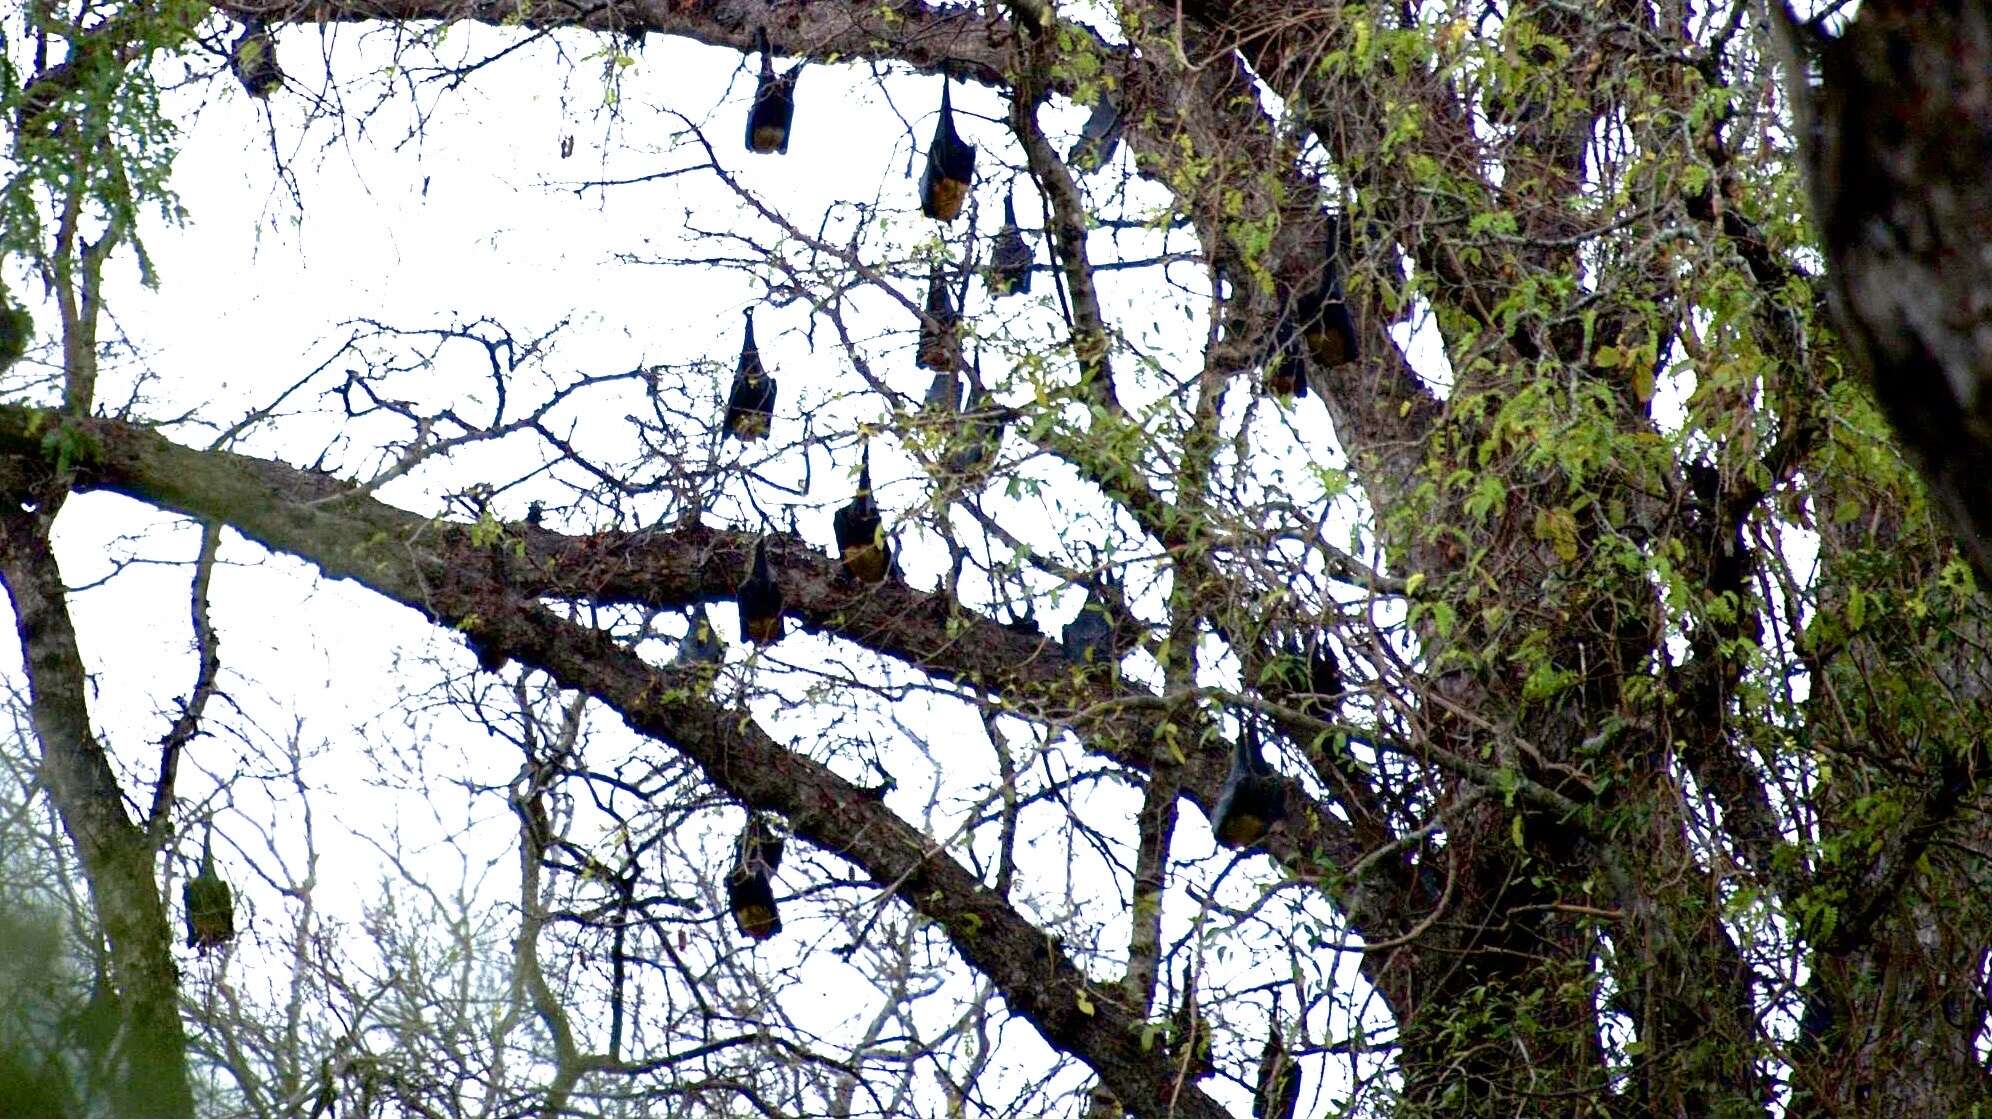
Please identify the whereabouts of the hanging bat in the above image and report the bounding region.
[1061,571,1117,667]
[833,444,891,582]
[725,815,786,940]
[183,828,236,951]
[1263,314,1309,398]
[673,605,725,666]
[924,367,961,411]
[744,27,803,154]
[1006,0,1052,36]
[1297,276,1358,370]
[1306,636,1341,719]
[918,263,961,371]
[724,309,778,441]
[736,536,785,644]
[1299,217,1359,368]
[1212,721,1286,847]
[229,20,284,99]
[921,76,977,222]
[1068,92,1123,173]
[988,190,1034,296]
[947,351,1015,477]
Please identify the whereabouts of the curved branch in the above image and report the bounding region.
[0,408,1387,875]
[0,405,1255,1118]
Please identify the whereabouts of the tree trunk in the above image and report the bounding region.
[0,506,192,1119]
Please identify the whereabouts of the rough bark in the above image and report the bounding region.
[0,500,193,1119]
[1802,0,1992,587]
[0,407,1232,1119]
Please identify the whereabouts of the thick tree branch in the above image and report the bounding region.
[0,406,1300,1117]
[218,0,1062,86]
[0,408,1396,889]
[1798,0,1992,587]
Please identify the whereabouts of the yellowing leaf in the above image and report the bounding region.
[1535,507,1580,563]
